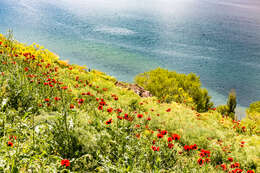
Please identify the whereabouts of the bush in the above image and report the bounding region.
[135,67,213,112]
[227,90,236,115]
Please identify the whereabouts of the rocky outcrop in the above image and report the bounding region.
[115,81,152,97]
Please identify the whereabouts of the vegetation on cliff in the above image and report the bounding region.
[0,32,259,172]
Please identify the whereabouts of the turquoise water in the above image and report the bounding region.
[1,0,260,118]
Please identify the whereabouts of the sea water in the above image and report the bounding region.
[0,0,260,119]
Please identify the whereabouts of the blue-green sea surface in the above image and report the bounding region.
[1,0,260,118]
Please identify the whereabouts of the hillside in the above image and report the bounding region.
[0,33,259,173]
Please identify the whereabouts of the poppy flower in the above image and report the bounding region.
[99,101,106,106]
[157,133,164,139]
[107,108,113,113]
[200,149,210,157]
[231,162,240,168]
[168,143,174,149]
[117,116,123,120]
[200,152,205,157]
[7,141,13,147]
[44,98,50,102]
[61,86,68,90]
[233,168,243,173]
[98,105,103,110]
[184,145,191,151]
[247,170,254,173]
[166,108,171,112]
[137,114,143,118]
[191,144,197,150]
[151,146,159,151]
[70,104,74,109]
[161,130,167,135]
[152,140,156,144]
[241,141,245,144]
[124,114,128,119]
[172,134,181,140]
[24,67,29,72]
[78,98,84,104]
[221,164,227,171]
[105,118,112,125]
[147,117,151,121]
[205,158,210,163]
[197,158,204,166]
[168,137,173,142]
[61,159,70,167]
[116,109,122,113]
[54,97,60,101]
[228,157,233,162]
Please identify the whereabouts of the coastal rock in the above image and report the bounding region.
[115,81,152,97]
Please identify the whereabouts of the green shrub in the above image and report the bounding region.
[227,90,236,115]
[135,67,213,112]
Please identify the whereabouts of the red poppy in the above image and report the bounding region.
[197,158,204,166]
[228,157,233,162]
[151,146,160,151]
[247,170,254,173]
[241,141,245,144]
[157,133,164,139]
[124,114,128,119]
[116,109,122,113]
[24,67,29,72]
[166,108,171,112]
[137,114,143,118]
[152,140,156,144]
[7,141,13,147]
[61,159,70,167]
[172,134,181,140]
[78,98,84,104]
[105,118,112,125]
[233,168,243,173]
[200,149,210,157]
[70,104,74,109]
[168,137,173,142]
[117,116,123,120]
[114,97,118,101]
[205,158,210,163]
[191,144,198,150]
[184,145,191,151]
[231,162,240,168]
[107,108,113,113]
[44,98,50,102]
[161,130,167,135]
[98,105,103,110]
[168,143,174,149]
[99,101,106,106]
[147,117,151,121]
[61,86,68,90]
[96,98,99,101]
[221,164,227,171]
[54,97,60,101]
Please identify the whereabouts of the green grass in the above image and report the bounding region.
[0,32,259,173]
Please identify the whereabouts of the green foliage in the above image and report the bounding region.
[216,105,228,116]
[0,33,258,173]
[227,90,237,115]
[135,67,213,112]
[241,101,260,134]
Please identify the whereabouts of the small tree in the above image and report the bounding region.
[227,89,236,119]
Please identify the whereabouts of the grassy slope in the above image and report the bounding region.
[0,33,259,172]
